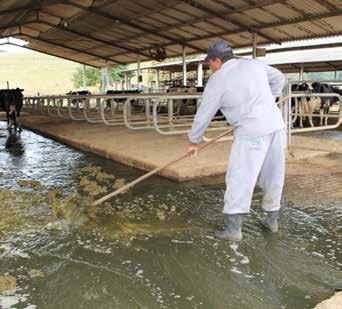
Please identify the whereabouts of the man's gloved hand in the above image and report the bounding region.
[187,143,199,158]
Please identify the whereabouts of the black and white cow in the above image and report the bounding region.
[0,88,24,132]
[291,82,314,128]
[291,82,341,127]
[311,82,340,126]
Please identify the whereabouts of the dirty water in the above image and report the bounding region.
[0,122,341,309]
[298,128,342,141]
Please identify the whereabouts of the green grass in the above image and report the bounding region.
[0,51,80,96]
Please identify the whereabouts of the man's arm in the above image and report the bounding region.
[188,74,223,145]
[264,64,285,97]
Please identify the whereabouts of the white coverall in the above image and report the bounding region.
[188,58,286,214]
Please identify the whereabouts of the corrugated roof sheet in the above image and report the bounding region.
[0,0,341,67]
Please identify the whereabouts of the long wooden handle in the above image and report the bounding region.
[93,128,233,206]
[276,95,289,107]
[93,95,290,206]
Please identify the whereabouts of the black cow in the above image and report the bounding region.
[0,88,24,132]
[105,89,142,110]
[66,90,91,96]
[66,90,91,108]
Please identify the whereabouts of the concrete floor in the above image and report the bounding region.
[8,114,342,181]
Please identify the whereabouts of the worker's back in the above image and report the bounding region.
[215,58,285,138]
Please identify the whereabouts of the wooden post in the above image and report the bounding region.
[252,33,257,59]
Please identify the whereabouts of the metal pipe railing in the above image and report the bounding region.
[289,92,341,132]
[23,91,341,139]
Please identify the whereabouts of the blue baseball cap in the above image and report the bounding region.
[205,40,234,62]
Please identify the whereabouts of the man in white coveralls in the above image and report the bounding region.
[187,40,286,241]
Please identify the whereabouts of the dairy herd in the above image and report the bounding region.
[291,82,341,128]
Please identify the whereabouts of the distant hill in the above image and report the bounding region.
[0,51,80,95]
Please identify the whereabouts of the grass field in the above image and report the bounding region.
[0,50,80,96]
[0,49,152,96]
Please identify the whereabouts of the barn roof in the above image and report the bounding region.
[0,0,341,67]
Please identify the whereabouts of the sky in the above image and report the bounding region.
[0,37,30,53]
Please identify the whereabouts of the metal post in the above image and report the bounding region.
[137,55,141,90]
[334,71,338,80]
[156,69,160,91]
[82,65,86,89]
[287,81,292,145]
[101,67,105,93]
[197,62,203,87]
[252,33,257,59]
[124,73,129,90]
[106,66,110,90]
[182,45,187,87]
[299,63,304,81]
[6,81,9,89]
[101,66,109,93]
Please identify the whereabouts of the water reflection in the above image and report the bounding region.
[5,130,24,156]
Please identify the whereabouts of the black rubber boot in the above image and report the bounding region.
[261,210,279,233]
[215,214,243,241]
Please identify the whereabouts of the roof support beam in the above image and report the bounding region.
[129,8,342,54]
[0,1,67,17]
[2,41,99,67]
[20,29,123,65]
[182,0,281,44]
[123,1,205,42]
[0,19,38,31]
[210,0,287,14]
[0,35,19,41]
[237,41,342,56]
[115,0,286,46]
[326,61,338,70]
[313,0,337,11]
[36,14,153,58]
[62,0,207,53]
[241,8,342,30]
[283,2,334,34]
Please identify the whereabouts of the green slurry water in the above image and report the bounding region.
[0,122,341,309]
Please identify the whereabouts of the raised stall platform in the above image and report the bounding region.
[10,114,342,182]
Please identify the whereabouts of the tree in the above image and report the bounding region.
[109,66,129,82]
[72,66,101,89]
[72,65,132,89]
